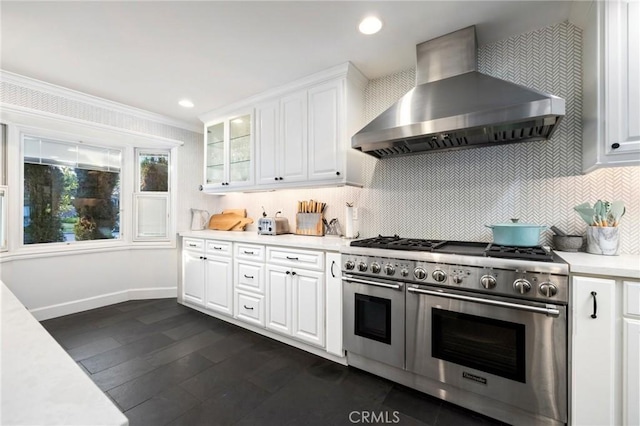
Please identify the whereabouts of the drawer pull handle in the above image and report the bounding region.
[213,246,223,250]
[244,274,254,279]
[331,260,336,278]
[591,291,598,319]
[243,305,254,310]
[188,243,197,247]
[244,251,254,255]
[286,256,299,260]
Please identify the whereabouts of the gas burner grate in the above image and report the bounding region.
[485,244,554,262]
[350,235,443,251]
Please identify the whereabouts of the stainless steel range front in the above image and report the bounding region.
[342,236,569,426]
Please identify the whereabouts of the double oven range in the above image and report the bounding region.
[342,236,569,426]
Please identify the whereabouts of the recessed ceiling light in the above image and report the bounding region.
[359,16,382,35]
[178,99,194,108]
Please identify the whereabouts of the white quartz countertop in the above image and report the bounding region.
[179,230,352,251]
[1,281,128,426]
[554,251,640,279]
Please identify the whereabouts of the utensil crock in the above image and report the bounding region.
[586,226,620,255]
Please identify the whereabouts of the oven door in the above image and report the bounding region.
[406,284,567,423]
[342,275,405,369]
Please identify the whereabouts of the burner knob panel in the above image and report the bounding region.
[384,264,396,276]
[513,279,532,294]
[480,275,497,289]
[432,270,447,283]
[452,275,463,284]
[370,262,381,274]
[414,268,427,280]
[539,282,558,298]
[357,262,368,272]
[400,268,409,278]
[344,260,355,270]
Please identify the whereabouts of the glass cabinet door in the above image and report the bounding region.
[206,122,225,184]
[228,114,251,184]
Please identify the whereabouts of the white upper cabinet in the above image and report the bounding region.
[202,111,254,192]
[255,90,307,186]
[582,0,640,172]
[199,62,367,193]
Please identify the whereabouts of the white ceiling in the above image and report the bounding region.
[1,1,574,130]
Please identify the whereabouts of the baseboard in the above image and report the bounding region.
[29,287,177,321]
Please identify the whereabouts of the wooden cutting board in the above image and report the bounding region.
[208,213,242,231]
[222,209,246,218]
[230,217,254,231]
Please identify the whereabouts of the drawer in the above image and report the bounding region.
[236,262,265,294]
[235,243,265,261]
[267,246,324,271]
[235,291,265,327]
[206,240,232,256]
[183,238,204,253]
[625,281,640,317]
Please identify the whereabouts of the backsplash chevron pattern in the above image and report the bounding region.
[212,21,640,254]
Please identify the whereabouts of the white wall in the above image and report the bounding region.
[0,249,177,320]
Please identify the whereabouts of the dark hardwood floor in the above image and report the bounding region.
[41,299,507,426]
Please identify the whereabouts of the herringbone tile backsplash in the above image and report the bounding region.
[213,21,640,254]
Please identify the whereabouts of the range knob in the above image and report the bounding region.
[357,262,368,272]
[344,260,355,270]
[384,264,396,276]
[513,279,532,294]
[432,270,447,282]
[452,275,463,284]
[370,262,381,274]
[539,282,558,298]
[414,268,427,280]
[400,268,409,278]
[480,275,497,289]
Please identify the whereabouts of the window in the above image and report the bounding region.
[22,135,121,245]
[134,150,170,240]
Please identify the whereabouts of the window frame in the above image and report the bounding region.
[133,149,172,242]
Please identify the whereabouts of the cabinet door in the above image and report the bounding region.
[265,265,292,335]
[307,80,342,182]
[255,101,279,185]
[571,276,617,426]
[624,318,640,426]
[205,256,233,316]
[325,252,343,356]
[183,251,205,306]
[280,91,307,183]
[228,113,253,187]
[205,121,226,186]
[292,269,325,347]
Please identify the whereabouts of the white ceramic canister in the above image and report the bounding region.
[586,226,620,255]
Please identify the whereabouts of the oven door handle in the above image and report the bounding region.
[407,287,560,316]
[341,276,403,290]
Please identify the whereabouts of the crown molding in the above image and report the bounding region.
[0,70,202,134]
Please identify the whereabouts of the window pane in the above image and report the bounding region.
[136,195,167,238]
[139,153,169,192]
[23,136,121,172]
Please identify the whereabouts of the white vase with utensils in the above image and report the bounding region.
[586,226,620,255]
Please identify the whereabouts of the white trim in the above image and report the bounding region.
[29,287,177,321]
[1,70,202,133]
[1,105,184,148]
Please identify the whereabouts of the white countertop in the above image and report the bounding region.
[554,251,640,280]
[1,281,128,426]
[179,230,352,251]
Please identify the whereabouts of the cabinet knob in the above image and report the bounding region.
[611,143,621,150]
[336,171,341,176]
[198,185,203,191]
[274,177,278,181]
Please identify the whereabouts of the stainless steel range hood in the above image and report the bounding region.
[352,26,565,158]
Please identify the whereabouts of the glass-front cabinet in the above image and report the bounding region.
[204,111,254,191]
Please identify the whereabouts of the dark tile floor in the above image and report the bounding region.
[42,299,508,426]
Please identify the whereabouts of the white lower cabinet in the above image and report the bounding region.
[571,276,617,426]
[182,250,205,306]
[292,268,324,347]
[182,238,234,316]
[624,318,640,426]
[266,265,292,335]
[325,252,343,357]
[235,291,264,327]
[205,256,233,316]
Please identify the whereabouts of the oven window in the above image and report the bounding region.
[432,308,526,383]
[354,294,391,344]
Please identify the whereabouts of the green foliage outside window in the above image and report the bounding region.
[140,155,168,192]
[23,164,65,244]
